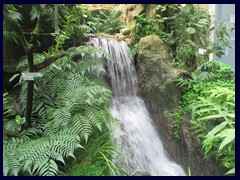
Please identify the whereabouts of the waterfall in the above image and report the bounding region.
[91,37,186,176]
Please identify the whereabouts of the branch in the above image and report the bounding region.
[34,51,66,71]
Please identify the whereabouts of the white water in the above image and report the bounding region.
[91,37,186,176]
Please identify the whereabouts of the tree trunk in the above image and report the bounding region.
[25,81,34,128]
[54,4,59,34]
[25,49,35,128]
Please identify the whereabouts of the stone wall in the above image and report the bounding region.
[136,35,221,176]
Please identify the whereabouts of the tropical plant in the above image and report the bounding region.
[60,127,126,176]
[3,45,118,176]
[190,87,235,175]
[200,60,235,81]
[3,4,23,44]
[163,4,211,70]
[172,61,235,175]
[210,20,232,58]
[3,92,16,121]
[93,8,126,34]
[133,13,165,44]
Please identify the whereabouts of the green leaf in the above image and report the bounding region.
[207,121,228,136]
[197,113,224,121]
[215,51,225,58]
[198,19,208,25]
[15,115,22,125]
[227,113,235,118]
[225,167,235,175]
[186,27,196,34]
[219,129,235,151]
[181,5,191,14]
[9,73,20,83]
[3,166,9,176]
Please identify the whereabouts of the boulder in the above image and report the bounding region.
[136,35,221,176]
[116,33,128,41]
[124,38,133,46]
[120,28,131,36]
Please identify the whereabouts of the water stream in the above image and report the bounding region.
[91,37,186,176]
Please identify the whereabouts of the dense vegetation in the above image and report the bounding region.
[3,4,235,176]
[131,4,235,175]
[132,4,231,71]
[171,61,235,174]
[3,4,124,176]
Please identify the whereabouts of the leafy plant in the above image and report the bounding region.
[163,5,211,70]
[93,8,126,34]
[134,13,165,44]
[211,20,232,58]
[200,60,235,81]
[60,127,126,176]
[3,92,16,121]
[4,132,83,176]
[166,111,182,139]
[3,45,118,176]
[191,87,235,174]
[172,61,235,175]
[3,4,23,44]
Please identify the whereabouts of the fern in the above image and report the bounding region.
[191,86,235,174]
[4,133,83,176]
[3,92,16,121]
[6,45,117,176]
[30,5,41,21]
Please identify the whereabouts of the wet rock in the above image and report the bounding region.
[116,33,128,41]
[136,35,221,176]
[120,28,131,36]
[124,38,133,46]
[132,171,151,176]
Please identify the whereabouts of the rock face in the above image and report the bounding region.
[136,35,221,176]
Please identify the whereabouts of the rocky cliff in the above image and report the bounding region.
[136,35,221,176]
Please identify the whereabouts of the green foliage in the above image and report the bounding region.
[60,128,125,176]
[166,111,182,139]
[211,20,232,58]
[191,87,235,174]
[129,43,138,57]
[134,13,165,44]
[3,92,16,121]
[63,163,108,176]
[172,61,235,175]
[93,9,126,34]
[56,5,96,49]
[3,4,23,44]
[200,60,235,81]
[132,5,231,70]
[4,133,83,176]
[29,5,41,21]
[164,5,211,70]
[3,92,26,133]
[4,46,119,176]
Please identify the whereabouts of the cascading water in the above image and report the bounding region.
[91,37,186,176]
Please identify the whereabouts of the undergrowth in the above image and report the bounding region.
[171,60,235,175]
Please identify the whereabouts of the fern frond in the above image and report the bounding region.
[3,92,16,121]
[44,108,72,136]
[4,133,82,176]
[72,115,92,142]
[30,5,41,21]
[85,109,102,131]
